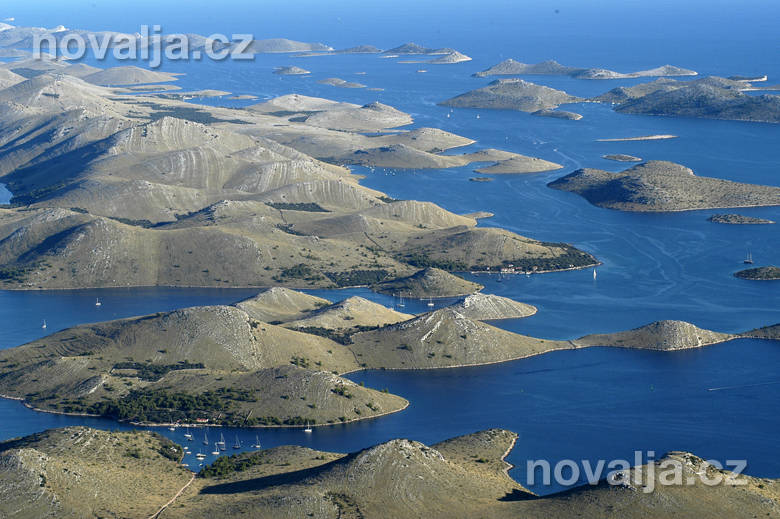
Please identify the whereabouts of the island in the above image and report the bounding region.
[602,154,643,162]
[532,108,583,120]
[473,58,697,80]
[428,51,472,64]
[2,426,777,519]
[734,266,780,280]
[573,320,735,350]
[547,161,780,212]
[317,77,367,88]
[593,76,780,124]
[383,42,458,55]
[708,214,775,224]
[439,79,583,112]
[273,65,311,75]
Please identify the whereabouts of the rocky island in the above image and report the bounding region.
[708,213,775,224]
[439,79,583,112]
[734,266,780,280]
[594,76,780,123]
[602,154,643,162]
[532,108,583,120]
[273,65,311,75]
[573,320,736,350]
[473,58,697,80]
[548,161,780,212]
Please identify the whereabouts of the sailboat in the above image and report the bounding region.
[304,421,313,433]
[397,293,405,308]
[211,443,220,455]
[202,430,209,446]
[195,451,206,460]
[184,431,193,440]
[426,298,434,307]
[744,251,754,264]
[41,320,47,329]
[218,433,226,451]
[95,298,101,307]
[251,435,261,449]
[593,268,597,280]
[233,435,241,449]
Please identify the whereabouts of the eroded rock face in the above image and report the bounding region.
[447,293,537,320]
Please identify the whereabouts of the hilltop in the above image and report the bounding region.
[373,267,484,297]
[4,426,772,519]
[447,293,537,320]
[0,427,193,519]
[548,160,780,212]
[168,429,527,519]
[439,79,583,112]
[348,308,572,369]
[283,296,413,330]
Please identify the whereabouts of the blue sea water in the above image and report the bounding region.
[0,0,778,496]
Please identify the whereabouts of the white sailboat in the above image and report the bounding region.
[427,298,434,307]
[252,434,261,449]
[211,443,220,455]
[184,431,193,440]
[593,268,597,280]
[219,433,226,451]
[304,421,313,433]
[41,320,47,329]
[744,251,754,264]
[95,298,101,307]
[233,435,241,449]
[202,430,209,446]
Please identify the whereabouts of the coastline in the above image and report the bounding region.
[0,262,601,292]
[0,393,411,430]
